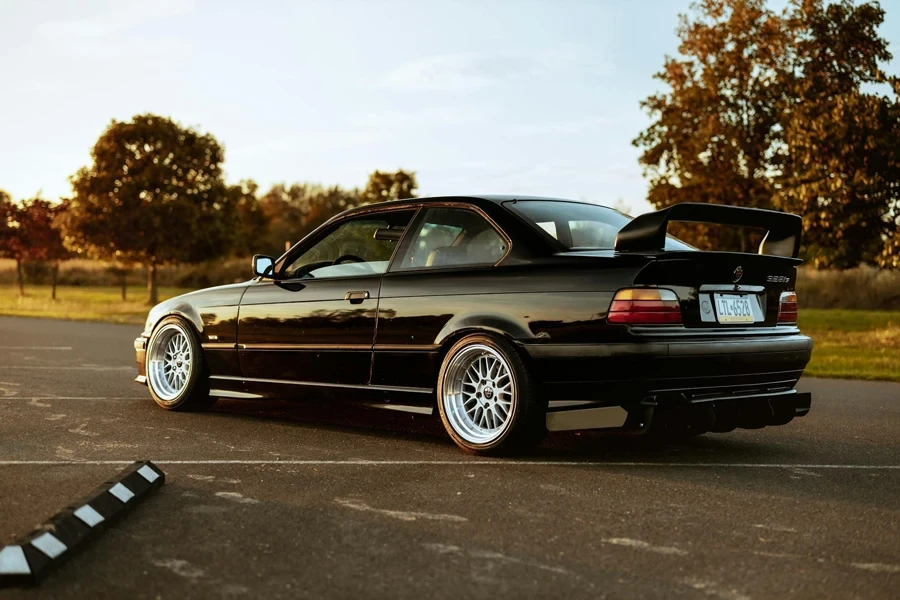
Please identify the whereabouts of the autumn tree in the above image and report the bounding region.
[257,183,361,253]
[0,190,25,295]
[360,170,418,205]
[229,180,268,256]
[776,0,900,268]
[63,114,233,304]
[634,0,899,266]
[17,198,71,299]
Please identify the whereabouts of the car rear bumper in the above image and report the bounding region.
[520,334,812,401]
[522,333,813,432]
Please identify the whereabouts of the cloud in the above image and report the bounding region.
[36,0,194,38]
[383,48,605,92]
[353,106,471,130]
[509,116,613,136]
[229,131,381,159]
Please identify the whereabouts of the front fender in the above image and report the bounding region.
[144,300,205,337]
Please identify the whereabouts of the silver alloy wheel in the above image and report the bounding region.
[442,344,516,444]
[147,323,192,402]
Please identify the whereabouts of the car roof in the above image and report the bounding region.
[341,194,583,215]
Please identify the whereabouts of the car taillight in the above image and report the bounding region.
[608,289,682,325]
[777,291,798,324]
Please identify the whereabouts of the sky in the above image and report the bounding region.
[1,0,898,215]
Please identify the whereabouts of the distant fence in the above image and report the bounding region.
[0,258,250,289]
[1,259,899,310]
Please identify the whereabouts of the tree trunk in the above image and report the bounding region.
[120,272,127,301]
[147,263,158,305]
[15,260,24,297]
[51,263,59,300]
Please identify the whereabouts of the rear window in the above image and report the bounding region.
[504,200,693,251]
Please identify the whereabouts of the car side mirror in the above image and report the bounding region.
[252,255,276,279]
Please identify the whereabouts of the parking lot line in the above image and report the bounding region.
[0,346,72,351]
[0,397,144,401]
[0,460,897,469]
[0,366,133,371]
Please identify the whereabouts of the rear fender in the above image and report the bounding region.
[434,314,533,347]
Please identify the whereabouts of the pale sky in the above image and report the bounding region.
[1,0,898,215]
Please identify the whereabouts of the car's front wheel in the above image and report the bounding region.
[437,334,546,455]
[146,316,216,411]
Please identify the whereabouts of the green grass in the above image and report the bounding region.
[1,286,897,382]
[0,285,193,325]
[799,309,900,382]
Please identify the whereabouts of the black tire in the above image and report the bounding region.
[145,316,217,411]
[437,334,546,456]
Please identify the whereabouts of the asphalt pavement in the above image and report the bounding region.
[0,315,898,599]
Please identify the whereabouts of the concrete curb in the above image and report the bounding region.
[0,460,165,587]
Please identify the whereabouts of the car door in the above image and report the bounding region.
[373,206,511,390]
[238,209,416,386]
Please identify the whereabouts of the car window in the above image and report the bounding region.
[505,200,694,251]
[395,207,508,270]
[283,211,414,279]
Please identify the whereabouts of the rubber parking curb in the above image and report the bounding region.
[0,460,165,588]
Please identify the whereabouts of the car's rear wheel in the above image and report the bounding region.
[146,316,216,411]
[437,334,546,455]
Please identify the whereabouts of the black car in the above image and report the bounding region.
[135,196,813,455]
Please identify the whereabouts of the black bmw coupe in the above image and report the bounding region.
[135,196,813,454]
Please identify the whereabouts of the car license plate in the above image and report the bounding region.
[714,293,756,324]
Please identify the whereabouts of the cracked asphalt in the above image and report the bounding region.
[0,316,898,599]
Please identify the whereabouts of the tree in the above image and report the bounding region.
[228,180,268,256]
[258,183,318,253]
[634,0,899,265]
[776,0,900,268]
[634,0,786,252]
[257,183,361,254]
[0,190,25,296]
[360,170,418,205]
[64,114,233,304]
[17,198,71,299]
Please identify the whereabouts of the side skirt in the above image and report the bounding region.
[207,375,435,415]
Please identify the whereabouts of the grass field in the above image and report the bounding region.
[0,285,897,382]
[798,309,900,382]
[0,285,191,325]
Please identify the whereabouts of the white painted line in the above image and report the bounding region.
[30,533,67,559]
[138,465,160,483]
[0,546,30,575]
[73,505,105,528]
[602,537,687,556]
[0,460,897,469]
[336,498,467,522]
[108,482,135,503]
[1,397,144,401]
[0,346,72,351]
[0,366,132,371]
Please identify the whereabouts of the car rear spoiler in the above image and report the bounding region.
[614,202,802,258]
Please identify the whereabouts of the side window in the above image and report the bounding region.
[282,211,414,279]
[396,208,508,270]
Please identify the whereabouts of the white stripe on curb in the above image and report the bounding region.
[108,483,135,503]
[0,546,30,575]
[73,505,105,528]
[137,465,160,483]
[30,534,67,560]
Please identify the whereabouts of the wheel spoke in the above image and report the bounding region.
[442,344,517,444]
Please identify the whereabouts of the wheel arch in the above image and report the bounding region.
[148,302,205,338]
[433,316,537,384]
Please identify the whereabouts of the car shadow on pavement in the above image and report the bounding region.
[206,396,803,464]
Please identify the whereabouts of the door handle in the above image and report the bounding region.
[345,290,370,304]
